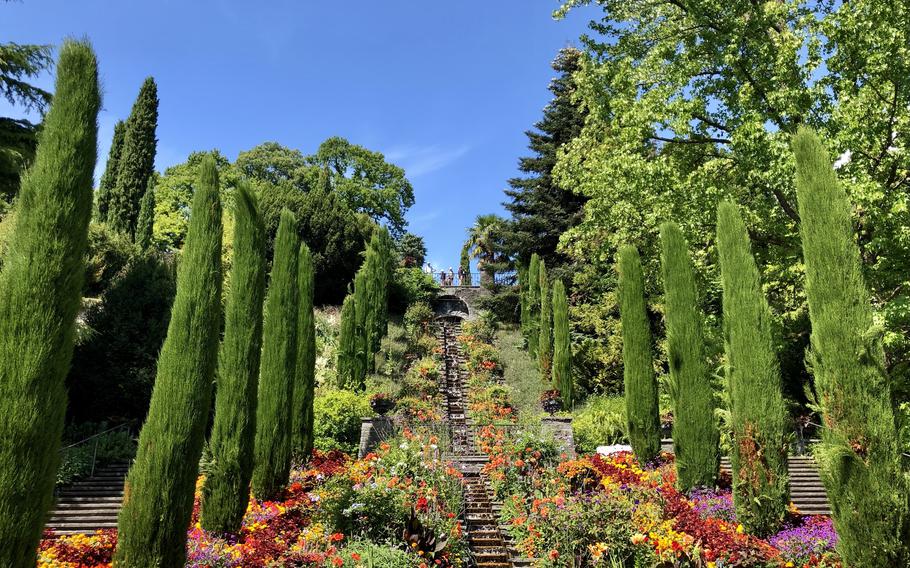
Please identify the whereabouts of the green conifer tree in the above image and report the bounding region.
[135,177,155,251]
[200,182,266,534]
[0,40,100,567]
[110,77,158,240]
[552,279,573,408]
[96,119,125,222]
[252,209,299,501]
[659,222,718,491]
[793,128,910,565]
[336,293,357,389]
[518,264,529,336]
[538,259,553,380]
[527,253,541,354]
[460,245,472,286]
[353,267,369,390]
[114,155,223,567]
[716,201,789,535]
[617,245,661,463]
[293,242,316,459]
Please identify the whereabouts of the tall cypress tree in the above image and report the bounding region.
[201,182,266,534]
[460,244,472,286]
[253,208,300,501]
[336,293,357,389]
[527,253,541,354]
[96,119,125,223]
[293,242,316,459]
[0,40,99,567]
[353,266,369,390]
[617,245,661,464]
[135,177,155,251]
[552,279,573,408]
[793,128,909,565]
[363,235,382,371]
[518,263,529,336]
[659,222,718,491]
[716,202,789,535]
[114,155,223,567]
[110,77,158,240]
[538,259,553,380]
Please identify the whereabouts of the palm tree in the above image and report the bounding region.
[463,214,506,286]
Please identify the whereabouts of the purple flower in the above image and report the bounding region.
[769,516,838,563]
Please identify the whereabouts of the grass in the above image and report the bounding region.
[497,324,549,417]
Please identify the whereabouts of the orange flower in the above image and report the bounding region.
[330,532,345,542]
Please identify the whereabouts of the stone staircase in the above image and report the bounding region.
[46,462,128,535]
[720,455,831,516]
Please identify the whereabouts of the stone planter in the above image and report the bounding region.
[358,416,396,459]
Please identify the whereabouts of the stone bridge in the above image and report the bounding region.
[432,286,489,321]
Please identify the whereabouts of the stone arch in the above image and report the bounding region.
[432,294,470,320]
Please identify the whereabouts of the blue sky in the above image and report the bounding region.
[2,1,594,269]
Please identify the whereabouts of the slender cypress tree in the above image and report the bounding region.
[793,128,909,565]
[659,222,718,491]
[252,208,300,501]
[336,293,357,389]
[518,264,529,336]
[716,202,789,535]
[460,244,472,286]
[293,242,316,459]
[552,279,573,408]
[114,155,223,567]
[0,41,99,567]
[96,119,125,222]
[363,236,382,371]
[374,228,394,347]
[135,177,155,251]
[353,266,369,390]
[617,245,661,463]
[110,77,158,240]
[527,253,541,354]
[200,182,266,534]
[538,259,553,380]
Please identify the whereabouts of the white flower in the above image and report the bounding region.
[833,149,852,169]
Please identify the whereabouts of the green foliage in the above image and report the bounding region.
[793,128,909,565]
[659,222,718,491]
[293,243,316,459]
[201,182,266,534]
[464,213,507,285]
[96,120,125,223]
[716,201,789,536]
[398,232,426,267]
[114,154,223,567]
[552,279,573,408]
[538,259,553,381]
[459,244,472,286]
[337,294,358,389]
[572,395,627,454]
[135,177,155,251]
[110,77,158,241]
[403,301,434,343]
[57,425,135,486]
[527,253,541,354]
[313,388,370,454]
[389,266,439,314]
[353,267,370,389]
[67,253,176,423]
[83,221,137,297]
[617,245,661,463]
[337,540,422,568]
[0,41,99,566]
[253,208,300,501]
[518,264,529,337]
[0,117,39,202]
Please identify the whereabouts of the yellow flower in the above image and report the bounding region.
[736,524,744,534]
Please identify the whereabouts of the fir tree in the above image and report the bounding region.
[200,182,266,534]
[293,242,316,459]
[538,259,553,380]
[336,293,357,389]
[552,279,573,408]
[96,119,125,222]
[617,245,661,463]
[659,222,718,491]
[252,208,300,501]
[109,77,158,240]
[114,155,223,567]
[527,253,541,354]
[793,128,910,565]
[0,40,99,567]
[716,202,789,535]
[135,177,155,251]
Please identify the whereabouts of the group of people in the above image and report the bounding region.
[423,263,470,286]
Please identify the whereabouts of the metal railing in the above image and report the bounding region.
[59,421,134,478]
[428,271,517,287]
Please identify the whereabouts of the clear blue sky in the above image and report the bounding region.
[2,1,594,269]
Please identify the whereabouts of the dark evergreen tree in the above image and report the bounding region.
[527,253,541,354]
[201,182,266,534]
[336,293,357,389]
[110,77,158,240]
[135,177,155,251]
[0,40,99,567]
[659,222,718,491]
[352,266,369,390]
[502,48,587,269]
[552,279,573,408]
[293,242,316,459]
[397,232,426,267]
[114,155,223,567]
[716,202,789,535]
[617,245,661,463]
[538,259,553,381]
[252,208,300,500]
[96,120,125,222]
[460,245,472,286]
[793,128,910,565]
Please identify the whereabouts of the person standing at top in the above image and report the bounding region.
[458,265,467,286]
[439,269,447,285]
[448,267,455,286]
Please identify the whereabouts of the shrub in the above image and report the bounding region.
[389,266,439,314]
[115,155,223,567]
[338,540,421,568]
[659,221,718,491]
[0,40,100,566]
[793,128,910,565]
[57,427,136,486]
[572,395,628,454]
[313,389,371,454]
[404,301,434,343]
[527,253,541,354]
